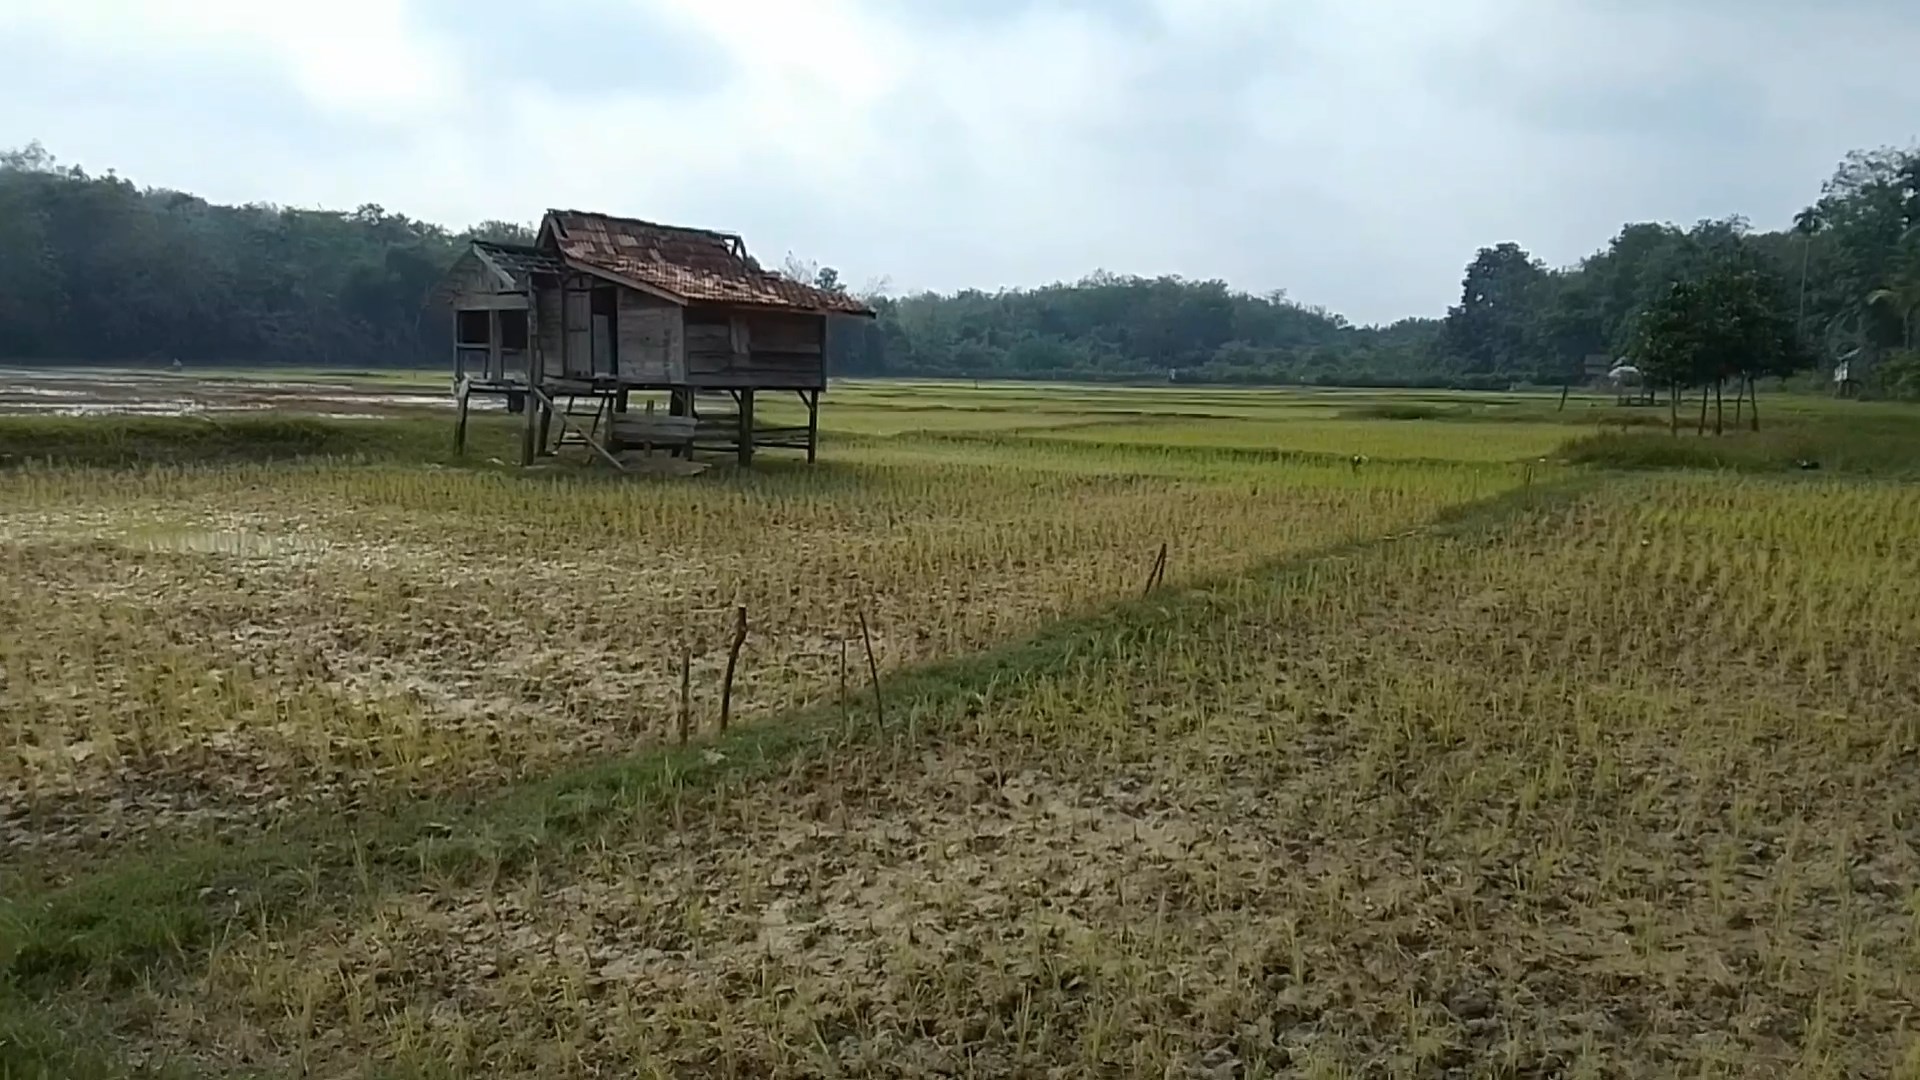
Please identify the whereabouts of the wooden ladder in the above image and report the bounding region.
[530,387,624,471]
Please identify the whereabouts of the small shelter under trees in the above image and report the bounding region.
[435,209,873,467]
[1628,265,1809,435]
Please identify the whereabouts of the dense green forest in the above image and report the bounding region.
[4,141,1919,394]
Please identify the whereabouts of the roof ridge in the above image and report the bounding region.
[471,239,546,254]
[543,208,744,245]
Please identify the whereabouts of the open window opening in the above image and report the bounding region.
[456,309,491,345]
[499,309,529,351]
[591,286,618,375]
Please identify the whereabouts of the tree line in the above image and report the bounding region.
[0,142,532,370]
[1428,145,1920,398]
[4,140,1919,395]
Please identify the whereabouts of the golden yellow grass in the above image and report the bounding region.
[0,443,1510,864]
[131,475,1920,1078]
[1031,416,1578,461]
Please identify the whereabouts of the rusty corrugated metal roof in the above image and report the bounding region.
[545,209,872,316]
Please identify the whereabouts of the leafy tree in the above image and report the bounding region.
[1629,265,1809,433]
[1437,243,1547,376]
[1867,269,1920,350]
[461,220,537,246]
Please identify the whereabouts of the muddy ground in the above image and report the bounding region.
[0,366,478,418]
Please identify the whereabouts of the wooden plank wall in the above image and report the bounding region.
[684,307,826,389]
[535,282,564,378]
[684,312,736,380]
[616,289,684,384]
[563,278,593,379]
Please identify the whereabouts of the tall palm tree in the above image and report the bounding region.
[1792,207,1822,336]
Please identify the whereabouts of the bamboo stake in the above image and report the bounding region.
[676,646,691,747]
[1142,542,1168,597]
[719,605,748,734]
[857,610,884,727]
[837,637,851,727]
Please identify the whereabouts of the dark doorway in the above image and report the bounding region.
[591,286,618,376]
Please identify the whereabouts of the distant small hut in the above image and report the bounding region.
[435,209,873,467]
[1605,362,1652,406]
[1833,349,1865,398]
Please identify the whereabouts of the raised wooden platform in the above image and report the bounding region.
[453,377,819,469]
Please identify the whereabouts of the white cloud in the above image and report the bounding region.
[1,0,463,122]
[3,0,1918,322]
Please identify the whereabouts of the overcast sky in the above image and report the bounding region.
[3,1,1918,324]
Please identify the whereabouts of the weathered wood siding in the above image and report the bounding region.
[535,283,564,378]
[684,309,738,380]
[684,306,826,389]
[563,280,593,379]
[616,289,684,383]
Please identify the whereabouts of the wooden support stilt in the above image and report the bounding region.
[737,389,755,467]
[616,388,630,414]
[806,389,819,464]
[454,379,471,457]
[519,389,537,466]
[668,389,687,459]
[536,401,554,456]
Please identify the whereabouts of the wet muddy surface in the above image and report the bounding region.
[0,366,487,418]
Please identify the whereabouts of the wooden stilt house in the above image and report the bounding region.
[438,209,873,467]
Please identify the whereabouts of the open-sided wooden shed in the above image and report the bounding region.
[438,209,873,467]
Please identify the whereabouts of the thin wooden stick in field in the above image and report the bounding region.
[676,646,692,747]
[1143,541,1168,597]
[857,610,884,726]
[719,605,748,733]
[838,637,851,726]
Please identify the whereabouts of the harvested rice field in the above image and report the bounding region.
[2,380,1919,1079]
[0,444,1509,867]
